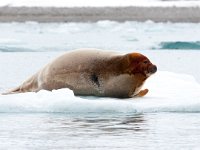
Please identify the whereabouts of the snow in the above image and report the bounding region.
[0,0,200,7]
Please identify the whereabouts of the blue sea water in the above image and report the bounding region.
[1,21,200,149]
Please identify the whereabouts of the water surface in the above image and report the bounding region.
[0,113,199,150]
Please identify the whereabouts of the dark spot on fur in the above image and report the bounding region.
[91,74,100,87]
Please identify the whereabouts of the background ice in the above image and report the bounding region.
[0,21,200,52]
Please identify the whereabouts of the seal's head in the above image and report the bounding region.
[126,52,157,77]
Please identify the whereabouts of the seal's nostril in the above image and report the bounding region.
[153,65,157,73]
[149,65,157,73]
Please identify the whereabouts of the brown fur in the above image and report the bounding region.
[3,49,157,98]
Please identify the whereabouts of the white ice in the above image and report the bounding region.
[0,71,200,113]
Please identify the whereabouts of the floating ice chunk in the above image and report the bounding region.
[0,71,200,113]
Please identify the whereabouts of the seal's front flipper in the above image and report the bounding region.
[135,89,149,97]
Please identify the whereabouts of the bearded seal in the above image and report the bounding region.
[4,49,157,98]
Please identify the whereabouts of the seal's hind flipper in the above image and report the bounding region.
[2,73,39,95]
[1,86,21,95]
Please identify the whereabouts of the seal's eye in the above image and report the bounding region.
[143,60,148,64]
